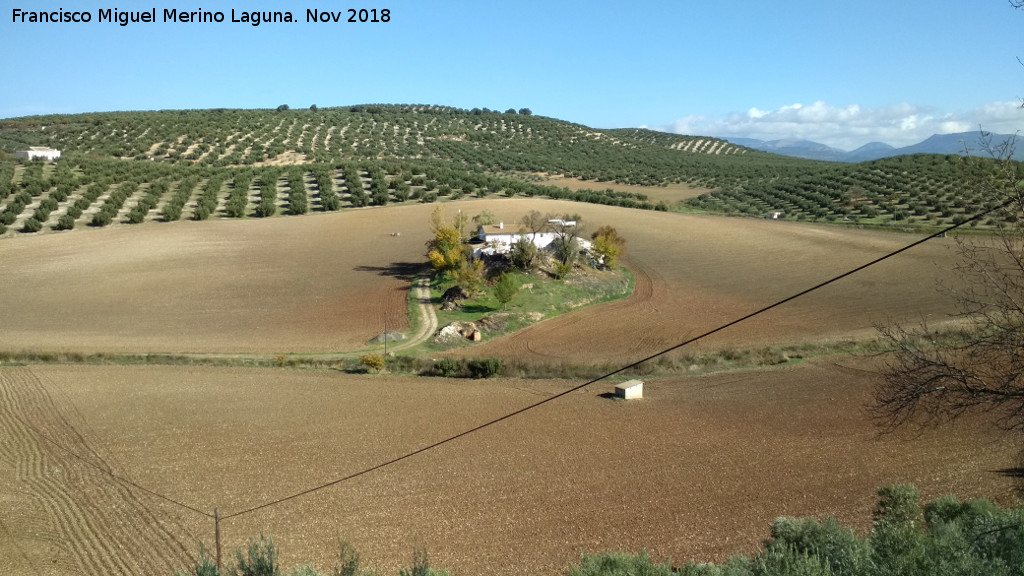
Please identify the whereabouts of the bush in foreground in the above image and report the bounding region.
[466,358,503,378]
[360,354,386,373]
[433,357,462,377]
[175,540,447,576]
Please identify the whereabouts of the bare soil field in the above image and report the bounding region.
[0,200,966,359]
[446,201,965,366]
[0,206,430,354]
[0,360,1017,576]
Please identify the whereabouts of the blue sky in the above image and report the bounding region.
[2,0,1021,149]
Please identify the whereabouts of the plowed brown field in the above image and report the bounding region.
[1,202,1014,575]
[0,361,1017,576]
[1,200,964,358]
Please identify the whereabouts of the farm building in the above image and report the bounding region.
[474,219,591,258]
[15,147,61,161]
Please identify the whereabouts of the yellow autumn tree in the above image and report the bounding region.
[591,225,626,269]
[426,206,469,277]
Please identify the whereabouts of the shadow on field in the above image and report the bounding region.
[354,262,428,281]
[993,448,1024,497]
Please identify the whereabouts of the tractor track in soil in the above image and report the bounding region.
[0,366,200,576]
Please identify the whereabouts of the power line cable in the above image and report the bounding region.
[222,193,1021,520]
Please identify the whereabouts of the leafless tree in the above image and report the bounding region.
[874,1,1024,432]
[873,138,1024,431]
[546,212,585,266]
[518,209,548,240]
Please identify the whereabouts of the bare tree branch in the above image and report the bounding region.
[874,134,1024,432]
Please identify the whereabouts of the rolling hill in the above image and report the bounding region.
[0,105,1020,239]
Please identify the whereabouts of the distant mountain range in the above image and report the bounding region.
[725,132,1024,162]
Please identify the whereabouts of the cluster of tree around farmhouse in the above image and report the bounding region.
[425,207,627,309]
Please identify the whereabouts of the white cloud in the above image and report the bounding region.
[664,100,1023,150]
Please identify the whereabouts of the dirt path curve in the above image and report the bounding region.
[392,276,437,351]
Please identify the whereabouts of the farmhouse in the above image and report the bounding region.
[477,222,558,253]
[15,147,61,161]
[474,219,591,258]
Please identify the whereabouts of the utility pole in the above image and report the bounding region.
[215,508,222,573]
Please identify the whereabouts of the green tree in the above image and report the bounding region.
[472,210,496,228]
[493,273,518,310]
[509,236,538,271]
[455,259,485,295]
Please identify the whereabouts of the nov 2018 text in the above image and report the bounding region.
[11,8,390,26]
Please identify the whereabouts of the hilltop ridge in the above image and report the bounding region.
[0,105,1019,238]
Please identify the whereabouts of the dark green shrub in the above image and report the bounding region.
[766,516,868,576]
[231,534,279,576]
[333,540,359,576]
[54,213,76,230]
[21,217,43,233]
[510,237,538,270]
[398,547,447,576]
[873,484,922,528]
[433,358,463,377]
[754,546,835,576]
[568,551,673,576]
[466,358,503,378]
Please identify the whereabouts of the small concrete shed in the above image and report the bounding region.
[614,380,644,400]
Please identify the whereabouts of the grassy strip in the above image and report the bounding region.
[0,335,889,378]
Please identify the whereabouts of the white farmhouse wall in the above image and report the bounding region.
[15,147,61,161]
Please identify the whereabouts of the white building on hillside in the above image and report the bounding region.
[15,147,61,161]
[474,220,591,258]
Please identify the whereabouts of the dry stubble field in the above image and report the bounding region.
[1,200,1019,575]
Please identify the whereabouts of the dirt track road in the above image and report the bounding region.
[392,276,437,351]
